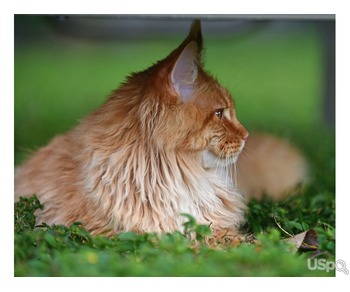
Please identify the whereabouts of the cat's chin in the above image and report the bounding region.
[201,149,240,169]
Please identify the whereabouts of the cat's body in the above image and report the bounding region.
[15,21,307,239]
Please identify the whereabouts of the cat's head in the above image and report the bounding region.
[129,20,249,169]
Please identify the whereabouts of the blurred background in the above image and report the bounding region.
[14,15,335,165]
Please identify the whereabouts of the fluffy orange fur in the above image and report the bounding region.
[15,21,306,240]
[237,133,307,200]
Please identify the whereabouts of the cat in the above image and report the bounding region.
[15,20,307,243]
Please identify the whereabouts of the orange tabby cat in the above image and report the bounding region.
[15,21,307,241]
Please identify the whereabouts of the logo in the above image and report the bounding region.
[307,258,349,274]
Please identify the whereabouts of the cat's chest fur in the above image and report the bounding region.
[73,123,246,234]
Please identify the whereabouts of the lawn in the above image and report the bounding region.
[14,17,335,276]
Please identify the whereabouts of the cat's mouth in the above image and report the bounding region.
[201,141,245,169]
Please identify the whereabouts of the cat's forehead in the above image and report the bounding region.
[195,76,234,110]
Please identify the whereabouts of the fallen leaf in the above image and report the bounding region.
[283,229,318,254]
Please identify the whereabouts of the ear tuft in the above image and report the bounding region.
[187,20,203,52]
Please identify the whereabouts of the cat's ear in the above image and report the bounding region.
[170,20,203,103]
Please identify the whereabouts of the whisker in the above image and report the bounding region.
[225,155,228,190]
[228,157,233,190]
[214,146,230,194]
[215,147,226,166]
[233,162,238,188]
[240,142,256,159]
[239,148,255,162]
[219,149,226,183]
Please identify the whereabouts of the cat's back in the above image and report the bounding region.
[237,133,308,200]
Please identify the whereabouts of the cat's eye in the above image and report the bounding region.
[215,109,224,119]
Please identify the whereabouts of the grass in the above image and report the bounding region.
[15,196,334,277]
[14,19,335,276]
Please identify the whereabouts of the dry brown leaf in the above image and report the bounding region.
[283,229,319,254]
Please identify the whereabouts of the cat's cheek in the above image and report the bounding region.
[180,135,207,152]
